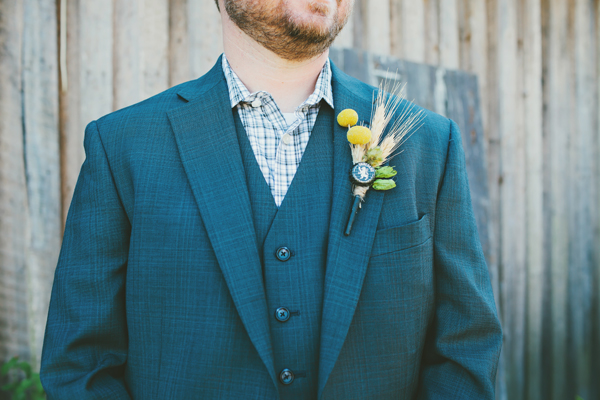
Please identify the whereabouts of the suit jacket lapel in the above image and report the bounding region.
[318,63,385,398]
[167,58,278,391]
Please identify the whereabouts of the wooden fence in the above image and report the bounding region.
[0,1,599,400]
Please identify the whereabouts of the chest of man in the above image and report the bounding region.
[107,67,437,399]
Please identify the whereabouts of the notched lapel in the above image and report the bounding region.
[167,61,278,391]
[318,65,385,399]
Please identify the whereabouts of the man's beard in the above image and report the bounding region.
[224,0,351,61]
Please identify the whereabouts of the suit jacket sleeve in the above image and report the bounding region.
[416,120,502,399]
[40,121,132,399]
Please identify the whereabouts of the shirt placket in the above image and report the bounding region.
[255,97,282,205]
[241,93,274,194]
[273,107,310,205]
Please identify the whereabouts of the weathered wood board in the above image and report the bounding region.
[21,0,61,368]
[545,1,571,399]
[0,0,61,388]
[0,1,31,385]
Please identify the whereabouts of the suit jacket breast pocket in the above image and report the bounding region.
[371,213,432,257]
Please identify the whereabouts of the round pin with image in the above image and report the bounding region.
[350,162,376,186]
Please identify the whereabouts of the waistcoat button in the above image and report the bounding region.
[275,307,290,322]
[275,247,291,261]
[279,369,294,385]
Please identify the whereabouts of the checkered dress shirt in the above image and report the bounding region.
[222,54,334,207]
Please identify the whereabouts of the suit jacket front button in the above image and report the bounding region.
[275,247,291,262]
[275,307,290,322]
[279,369,294,385]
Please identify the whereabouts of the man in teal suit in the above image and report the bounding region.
[41,0,502,398]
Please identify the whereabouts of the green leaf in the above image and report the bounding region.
[19,361,32,377]
[1,357,19,376]
[14,381,27,395]
[20,377,33,389]
[375,166,397,178]
[32,372,43,388]
[0,357,46,399]
[2,382,19,391]
[372,179,396,191]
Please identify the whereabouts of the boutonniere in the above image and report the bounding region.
[337,81,425,236]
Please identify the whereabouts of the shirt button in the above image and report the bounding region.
[281,133,292,145]
[275,307,290,322]
[275,247,291,261]
[279,369,294,385]
[251,99,262,108]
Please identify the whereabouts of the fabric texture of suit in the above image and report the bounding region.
[41,55,502,399]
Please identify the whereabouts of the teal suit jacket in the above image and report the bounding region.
[40,56,502,399]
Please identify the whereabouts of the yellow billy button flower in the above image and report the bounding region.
[347,126,372,145]
[337,109,359,127]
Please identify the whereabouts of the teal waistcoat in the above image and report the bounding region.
[233,104,334,399]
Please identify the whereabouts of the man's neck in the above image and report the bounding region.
[222,18,329,113]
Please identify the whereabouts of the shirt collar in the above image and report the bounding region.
[221,53,334,111]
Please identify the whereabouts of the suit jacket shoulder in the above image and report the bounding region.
[95,62,223,144]
[86,58,227,219]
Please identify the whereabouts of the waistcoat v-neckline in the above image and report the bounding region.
[231,102,335,236]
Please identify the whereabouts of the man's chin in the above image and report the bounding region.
[225,0,347,61]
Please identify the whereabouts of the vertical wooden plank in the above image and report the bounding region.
[484,12,504,393]
[140,0,169,99]
[520,0,544,399]
[114,0,169,110]
[332,0,354,49]
[187,0,223,78]
[60,0,82,225]
[346,0,390,55]
[457,0,488,132]
[484,0,500,265]
[365,0,390,55]
[496,0,527,398]
[596,4,600,399]
[469,0,488,127]
[352,0,367,50]
[62,0,113,221]
[544,0,570,398]
[570,0,596,398]
[21,0,61,368]
[564,2,577,397]
[457,0,471,72]
[79,0,113,121]
[540,1,553,397]
[169,0,191,86]
[424,0,440,65]
[438,0,460,68]
[0,0,31,366]
[390,0,425,62]
[113,0,141,109]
